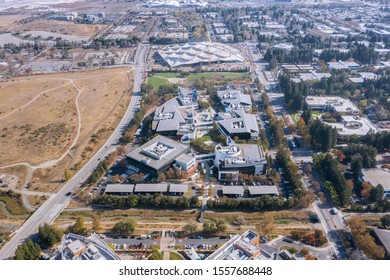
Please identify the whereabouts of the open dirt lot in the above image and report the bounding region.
[0,67,133,192]
[0,14,26,28]
[6,20,106,37]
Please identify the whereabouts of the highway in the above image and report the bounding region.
[0,44,149,260]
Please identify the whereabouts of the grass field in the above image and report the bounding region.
[201,134,212,142]
[147,76,169,88]
[290,110,322,125]
[0,195,28,215]
[169,252,184,260]
[147,72,250,89]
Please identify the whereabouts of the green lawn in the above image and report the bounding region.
[147,72,249,89]
[0,196,28,215]
[290,112,301,125]
[201,134,212,142]
[147,76,169,88]
[311,110,322,119]
[169,252,184,260]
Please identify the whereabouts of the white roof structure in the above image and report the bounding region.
[158,42,244,68]
[305,96,359,115]
[145,0,207,8]
[217,110,259,138]
[217,89,252,111]
[61,233,120,260]
[360,168,390,190]
[248,185,279,196]
[134,183,168,193]
[105,184,134,194]
[326,115,378,136]
[207,230,267,260]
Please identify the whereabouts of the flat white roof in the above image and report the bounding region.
[248,185,279,195]
[361,168,390,190]
[326,115,378,136]
[105,184,134,193]
[134,183,168,192]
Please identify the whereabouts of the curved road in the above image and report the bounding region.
[0,43,149,259]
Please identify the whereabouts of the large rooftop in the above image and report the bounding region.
[360,168,390,190]
[158,42,244,68]
[61,233,120,260]
[305,96,359,115]
[326,115,378,136]
[217,89,252,111]
[207,230,266,260]
[217,110,259,137]
[127,135,190,171]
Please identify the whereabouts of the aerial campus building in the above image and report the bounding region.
[359,168,390,200]
[214,142,267,180]
[157,42,244,68]
[217,89,252,112]
[216,109,259,140]
[206,230,272,260]
[144,0,208,8]
[152,87,214,142]
[60,233,120,260]
[104,183,189,196]
[126,135,195,178]
[305,96,378,136]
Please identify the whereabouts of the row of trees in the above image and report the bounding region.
[207,195,298,211]
[92,194,200,209]
[313,153,351,207]
[82,153,116,187]
[276,149,304,197]
[347,216,385,259]
[90,36,140,50]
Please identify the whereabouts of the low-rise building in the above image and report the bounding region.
[373,229,390,258]
[104,184,134,195]
[359,168,390,199]
[214,143,266,180]
[217,110,259,140]
[222,185,244,197]
[206,230,271,260]
[248,185,279,197]
[217,89,252,112]
[61,233,120,260]
[126,135,190,178]
[305,96,359,115]
[134,183,168,195]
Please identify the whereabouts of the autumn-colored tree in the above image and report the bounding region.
[361,182,373,201]
[64,168,72,181]
[256,213,275,236]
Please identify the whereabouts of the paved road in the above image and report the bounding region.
[0,44,149,260]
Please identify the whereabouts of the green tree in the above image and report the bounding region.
[149,247,163,260]
[380,214,390,228]
[112,220,136,236]
[15,239,41,260]
[64,168,72,181]
[182,223,197,235]
[38,223,63,247]
[92,214,101,232]
[71,216,86,235]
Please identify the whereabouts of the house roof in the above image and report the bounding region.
[374,228,390,254]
